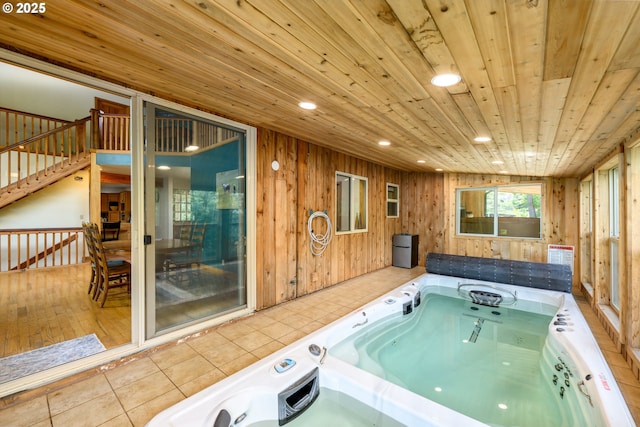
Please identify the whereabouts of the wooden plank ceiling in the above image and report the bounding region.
[1,0,640,177]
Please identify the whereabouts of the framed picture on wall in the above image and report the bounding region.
[217,169,240,209]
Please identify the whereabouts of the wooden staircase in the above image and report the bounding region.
[0,109,93,209]
[0,108,130,209]
[0,152,91,208]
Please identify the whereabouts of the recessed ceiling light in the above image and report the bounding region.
[417,160,426,163]
[492,160,504,165]
[431,73,462,87]
[378,140,391,146]
[474,136,492,143]
[435,168,443,172]
[298,101,317,110]
[185,145,200,152]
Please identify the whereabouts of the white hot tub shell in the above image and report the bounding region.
[147,273,635,427]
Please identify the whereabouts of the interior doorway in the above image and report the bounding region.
[96,97,130,114]
[0,62,132,384]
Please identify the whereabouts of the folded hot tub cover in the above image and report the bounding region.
[425,252,573,293]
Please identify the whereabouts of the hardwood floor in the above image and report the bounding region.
[0,264,131,359]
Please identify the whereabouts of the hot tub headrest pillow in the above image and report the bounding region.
[425,252,572,293]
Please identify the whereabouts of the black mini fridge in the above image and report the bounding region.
[392,234,419,268]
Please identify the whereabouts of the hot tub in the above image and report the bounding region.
[147,260,634,426]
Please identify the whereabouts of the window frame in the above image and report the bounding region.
[335,171,368,234]
[609,166,620,311]
[172,188,192,222]
[386,182,399,218]
[456,184,543,239]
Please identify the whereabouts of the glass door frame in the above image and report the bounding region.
[0,50,256,396]
[136,95,257,343]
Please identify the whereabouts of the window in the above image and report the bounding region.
[457,184,542,238]
[609,166,620,310]
[336,172,368,233]
[387,183,399,218]
[173,189,192,221]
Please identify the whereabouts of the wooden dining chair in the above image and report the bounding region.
[87,222,131,307]
[102,221,121,241]
[164,223,207,283]
[82,222,99,297]
[176,222,192,241]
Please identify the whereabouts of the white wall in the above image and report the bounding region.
[0,169,90,270]
[0,61,128,121]
[1,152,65,187]
[0,169,90,229]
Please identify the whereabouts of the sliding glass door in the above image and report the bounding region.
[144,103,247,337]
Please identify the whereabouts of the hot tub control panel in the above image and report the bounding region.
[274,358,296,373]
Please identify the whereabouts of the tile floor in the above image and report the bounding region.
[1,266,639,426]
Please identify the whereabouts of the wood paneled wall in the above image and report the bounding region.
[400,172,446,258]
[256,128,581,309]
[625,144,640,374]
[627,145,640,350]
[256,129,298,309]
[256,129,405,309]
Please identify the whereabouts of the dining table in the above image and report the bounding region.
[102,240,131,251]
[155,239,197,254]
[155,239,198,272]
[101,238,197,267]
[102,240,132,264]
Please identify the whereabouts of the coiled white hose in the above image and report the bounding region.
[308,211,333,256]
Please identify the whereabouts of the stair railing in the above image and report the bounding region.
[1,115,91,193]
[155,117,239,153]
[0,227,87,272]
[1,107,70,148]
[95,109,131,151]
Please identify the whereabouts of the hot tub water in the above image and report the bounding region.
[330,292,590,427]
